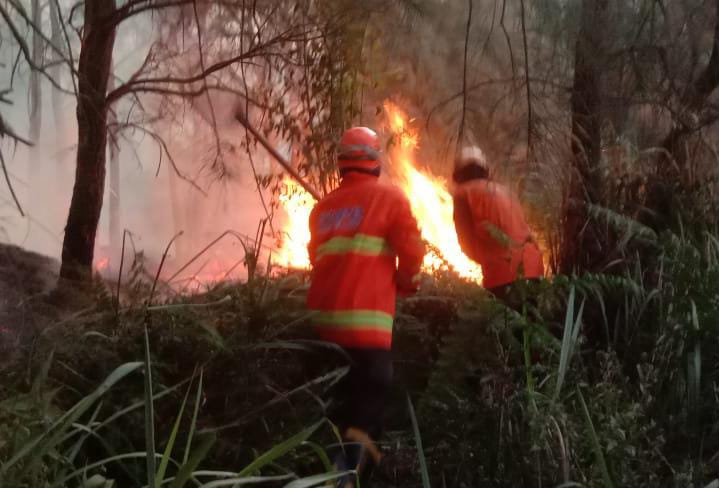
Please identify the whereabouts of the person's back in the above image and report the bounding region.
[308,173,424,348]
[306,126,425,487]
[452,146,544,293]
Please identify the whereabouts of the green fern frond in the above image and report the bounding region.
[586,203,658,248]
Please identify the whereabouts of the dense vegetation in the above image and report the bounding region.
[2,0,719,486]
[1,211,718,487]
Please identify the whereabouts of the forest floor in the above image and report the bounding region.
[1,241,717,487]
[0,243,64,361]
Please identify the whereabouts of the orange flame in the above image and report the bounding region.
[274,101,483,283]
[383,101,482,282]
[95,257,110,272]
[274,178,316,269]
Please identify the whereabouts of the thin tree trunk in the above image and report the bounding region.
[107,60,121,263]
[50,0,65,153]
[29,0,42,143]
[59,0,117,282]
[560,0,608,274]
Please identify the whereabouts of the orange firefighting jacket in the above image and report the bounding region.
[307,173,426,350]
[453,179,544,289]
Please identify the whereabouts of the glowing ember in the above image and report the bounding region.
[383,101,482,282]
[274,177,316,269]
[274,100,483,283]
[95,257,110,272]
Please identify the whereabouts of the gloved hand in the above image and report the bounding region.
[397,272,422,297]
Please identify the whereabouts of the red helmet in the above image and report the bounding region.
[337,127,381,172]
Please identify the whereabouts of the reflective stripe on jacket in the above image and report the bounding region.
[307,173,425,349]
[452,179,544,289]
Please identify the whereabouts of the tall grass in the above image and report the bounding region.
[0,330,345,488]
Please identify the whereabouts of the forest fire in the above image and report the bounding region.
[383,102,483,282]
[274,101,483,283]
[273,178,316,269]
[95,257,110,273]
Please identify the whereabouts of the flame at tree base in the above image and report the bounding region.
[274,101,483,284]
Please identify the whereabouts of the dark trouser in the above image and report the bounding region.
[487,278,540,314]
[488,279,541,355]
[329,348,393,441]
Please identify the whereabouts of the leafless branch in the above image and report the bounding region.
[458,0,473,147]
[110,0,193,26]
[520,0,533,158]
[106,28,306,103]
[110,121,207,196]
[50,0,78,96]
[0,148,24,216]
[0,3,68,93]
[499,0,516,78]
[191,0,224,175]
[5,0,76,70]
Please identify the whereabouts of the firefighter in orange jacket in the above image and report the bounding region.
[452,146,544,305]
[307,126,425,486]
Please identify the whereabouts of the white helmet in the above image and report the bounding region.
[456,145,489,171]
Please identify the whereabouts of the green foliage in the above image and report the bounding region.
[413,218,719,486]
[4,215,719,487]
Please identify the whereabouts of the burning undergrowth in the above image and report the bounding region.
[92,100,490,295]
[3,229,719,486]
[273,100,484,283]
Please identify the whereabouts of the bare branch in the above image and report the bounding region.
[6,0,76,71]
[0,3,71,93]
[110,0,192,26]
[499,0,516,78]
[0,148,24,216]
[111,121,207,196]
[106,27,314,103]
[50,0,79,96]
[457,0,473,147]
[520,0,533,158]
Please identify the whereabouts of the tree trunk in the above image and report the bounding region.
[29,0,42,143]
[59,0,117,282]
[50,0,65,153]
[647,0,719,227]
[560,0,608,274]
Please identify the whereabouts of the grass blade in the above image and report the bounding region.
[0,362,142,478]
[30,349,55,399]
[238,420,325,477]
[300,441,333,472]
[169,432,216,488]
[555,287,585,401]
[198,474,294,487]
[155,376,194,485]
[578,389,614,488]
[144,324,157,488]
[283,471,354,488]
[555,286,576,400]
[407,393,431,488]
[183,369,204,464]
[56,452,168,486]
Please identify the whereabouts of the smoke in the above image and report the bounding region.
[365,1,535,181]
[0,0,570,285]
[0,8,288,286]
